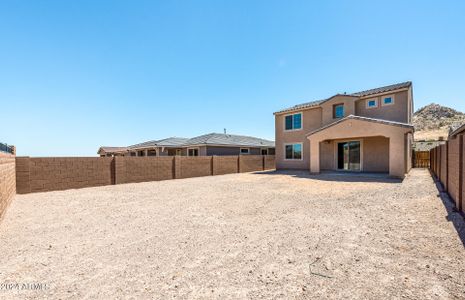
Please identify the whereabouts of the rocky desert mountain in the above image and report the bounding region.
[413,103,465,141]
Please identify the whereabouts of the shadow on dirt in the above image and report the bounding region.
[431,171,465,248]
[255,169,401,184]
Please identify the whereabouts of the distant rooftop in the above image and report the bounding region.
[128,137,189,149]
[275,81,412,114]
[99,133,274,154]
[97,146,128,154]
[185,133,275,147]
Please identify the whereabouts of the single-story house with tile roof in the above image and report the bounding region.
[274,81,415,178]
[98,133,275,157]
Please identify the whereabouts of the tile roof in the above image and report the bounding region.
[185,133,275,147]
[307,115,414,137]
[350,81,412,97]
[101,134,275,154]
[128,137,189,149]
[275,81,412,114]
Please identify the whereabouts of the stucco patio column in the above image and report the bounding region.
[388,134,406,178]
[309,138,320,174]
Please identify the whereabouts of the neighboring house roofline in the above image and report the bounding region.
[179,143,275,148]
[97,146,129,155]
[274,81,412,115]
[128,137,189,150]
[306,115,414,137]
[100,133,275,154]
[183,133,275,148]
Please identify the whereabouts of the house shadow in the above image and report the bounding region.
[431,172,465,248]
[255,169,402,183]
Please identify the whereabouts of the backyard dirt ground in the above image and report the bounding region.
[0,169,464,299]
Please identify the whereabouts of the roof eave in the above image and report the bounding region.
[273,105,321,115]
[356,87,410,99]
[306,115,414,137]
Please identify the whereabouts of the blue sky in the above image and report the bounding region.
[1,0,464,156]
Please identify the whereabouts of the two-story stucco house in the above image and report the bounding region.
[274,82,414,178]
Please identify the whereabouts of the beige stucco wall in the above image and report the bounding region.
[320,141,334,170]
[363,136,390,172]
[405,132,413,172]
[407,86,413,123]
[355,90,409,124]
[308,118,412,178]
[275,107,322,169]
[320,95,357,126]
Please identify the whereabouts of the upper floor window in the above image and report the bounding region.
[366,99,378,109]
[382,95,394,106]
[333,104,344,119]
[284,113,302,131]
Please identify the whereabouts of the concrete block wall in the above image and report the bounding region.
[239,156,263,173]
[16,155,276,194]
[462,138,465,212]
[115,156,174,184]
[430,134,464,214]
[178,157,212,179]
[264,155,276,170]
[0,153,16,221]
[440,144,447,188]
[16,157,114,193]
[448,138,460,207]
[212,156,238,175]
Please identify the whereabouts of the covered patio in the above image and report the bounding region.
[307,115,414,178]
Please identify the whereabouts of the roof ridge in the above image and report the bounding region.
[211,132,272,140]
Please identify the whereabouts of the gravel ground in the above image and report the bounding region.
[0,169,464,299]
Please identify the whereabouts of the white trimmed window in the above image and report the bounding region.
[366,98,378,109]
[240,148,250,155]
[188,148,199,156]
[284,113,302,131]
[382,95,395,106]
[285,143,302,160]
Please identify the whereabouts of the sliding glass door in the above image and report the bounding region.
[337,141,361,171]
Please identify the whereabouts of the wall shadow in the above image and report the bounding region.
[254,169,402,183]
[431,172,465,248]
